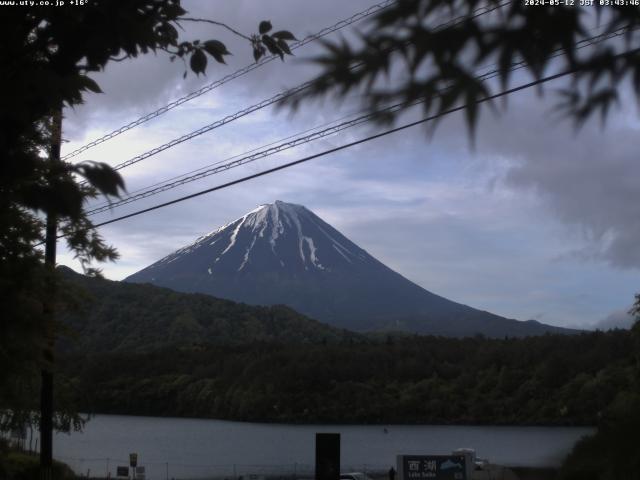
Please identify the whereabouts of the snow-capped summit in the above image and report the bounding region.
[143,200,372,277]
[125,201,572,337]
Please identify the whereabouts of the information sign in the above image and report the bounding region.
[397,455,466,480]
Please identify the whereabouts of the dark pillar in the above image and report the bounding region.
[40,107,62,480]
[315,433,340,480]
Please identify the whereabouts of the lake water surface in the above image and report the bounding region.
[52,415,593,479]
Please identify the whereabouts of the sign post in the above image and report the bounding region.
[397,455,467,480]
[129,453,138,480]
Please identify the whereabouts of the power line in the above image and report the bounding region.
[44,41,638,247]
[85,111,373,214]
[85,77,482,216]
[85,105,403,215]
[60,0,397,162]
[85,25,632,216]
[76,1,512,179]
[103,78,319,173]
[84,1,516,210]
[88,115,349,208]
[83,65,592,233]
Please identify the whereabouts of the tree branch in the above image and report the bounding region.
[179,17,251,41]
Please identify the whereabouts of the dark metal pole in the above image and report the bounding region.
[40,107,62,480]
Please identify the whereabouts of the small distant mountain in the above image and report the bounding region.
[126,201,575,338]
[58,266,356,352]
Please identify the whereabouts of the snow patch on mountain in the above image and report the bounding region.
[308,216,360,263]
[279,202,308,264]
[239,236,258,271]
[268,202,285,253]
[215,206,267,264]
[333,244,353,264]
[303,236,324,270]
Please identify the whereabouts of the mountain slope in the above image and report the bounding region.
[126,201,574,337]
[58,266,356,352]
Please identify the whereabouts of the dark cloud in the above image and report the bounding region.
[419,86,640,270]
[500,105,640,269]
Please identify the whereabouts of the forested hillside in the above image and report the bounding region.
[57,267,357,351]
[59,330,634,425]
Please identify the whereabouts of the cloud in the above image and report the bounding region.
[417,85,640,271]
[500,112,640,268]
[594,308,636,330]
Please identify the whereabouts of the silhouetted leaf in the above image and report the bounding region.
[259,20,272,34]
[262,35,282,59]
[277,39,292,56]
[204,40,230,64]
[253,46,263,62]
[190,48,207,75]
[78,76,103,94]
[204,40,230,56]
[164,3,186,18]
[272,30,297,41]
[73,161,125,198]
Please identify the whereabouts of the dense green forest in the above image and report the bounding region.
[58,330,635,425]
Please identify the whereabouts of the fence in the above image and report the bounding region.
[53,457,390,480]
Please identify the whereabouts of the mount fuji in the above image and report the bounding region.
[125,201,572,337]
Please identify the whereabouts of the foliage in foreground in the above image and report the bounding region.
[558,321,640,480]
[0,440,76,480]
[0,0,294,425]
[559,393,640,480]
[289,0,640,134]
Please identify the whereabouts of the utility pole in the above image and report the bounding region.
[40,107,62,480]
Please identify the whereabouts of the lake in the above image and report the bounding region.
[51,415,593,479]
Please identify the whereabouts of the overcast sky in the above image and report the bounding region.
[58,0,640,330]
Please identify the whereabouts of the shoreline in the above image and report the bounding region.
[76,411,598,429]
